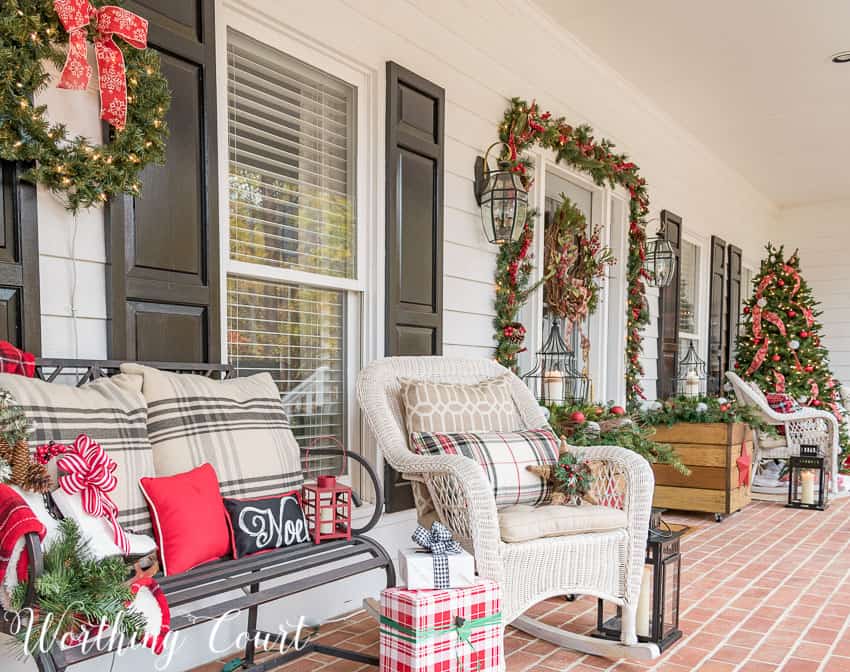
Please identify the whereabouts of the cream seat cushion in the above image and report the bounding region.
[499,503,628,543]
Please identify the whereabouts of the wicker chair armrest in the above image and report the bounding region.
[576,444,654,604]
[395,453,504,580]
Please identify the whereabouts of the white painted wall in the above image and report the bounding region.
[777,199,850,386]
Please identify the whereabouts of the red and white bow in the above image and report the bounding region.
[53,0,149,129]
[58,434,130,555]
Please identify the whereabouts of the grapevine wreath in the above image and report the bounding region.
[0,0,170,212]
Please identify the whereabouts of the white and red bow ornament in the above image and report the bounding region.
[58,434,130,555]
[53,0,149,129]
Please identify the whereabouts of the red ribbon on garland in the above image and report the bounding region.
[774,370,786,393]
[58,434,130,555]
[53,0,149,129]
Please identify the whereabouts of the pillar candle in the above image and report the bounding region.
[543,370,564,404]
[320,503,334,534]
[800,470,815,505]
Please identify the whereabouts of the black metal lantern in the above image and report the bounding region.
[521,318,589,405]
[473,143,529,245]
[643,224,677,288]
[674,339,706,398]
[787,445,829,510]
[594,510,684,653]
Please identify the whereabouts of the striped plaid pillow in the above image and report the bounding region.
[409,428,559,507]
[119,364,303,501]
[766,392,801,414]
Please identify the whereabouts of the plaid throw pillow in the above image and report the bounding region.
[409,428,559,507]
[766,393,801,414]
[119,364,303,501]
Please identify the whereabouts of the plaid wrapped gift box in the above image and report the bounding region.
[380,579,502,672]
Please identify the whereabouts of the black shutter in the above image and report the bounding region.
[725,244,743,373]
[384,62,445,512]
[707,235,727,394]
[656,210,682,399]
[107,1,220,363]
[0,162,40,352]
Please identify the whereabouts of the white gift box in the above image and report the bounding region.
[398,547,476,589]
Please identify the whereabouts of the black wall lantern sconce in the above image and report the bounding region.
[643,221,677,289]
[473,142,529,245]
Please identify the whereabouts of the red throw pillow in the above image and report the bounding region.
[140,464,230,575]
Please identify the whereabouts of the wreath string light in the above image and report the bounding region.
[493,98,651,403]
[0,0,170,212]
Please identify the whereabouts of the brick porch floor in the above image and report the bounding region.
[192,497,850,672]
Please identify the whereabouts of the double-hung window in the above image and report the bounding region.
[225,29,357,459]
[677,239,702,388]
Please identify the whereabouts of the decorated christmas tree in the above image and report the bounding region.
[734,244,848,454]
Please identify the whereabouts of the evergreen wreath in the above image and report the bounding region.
[543,194,615,328]
[0,0,170,212]
[494,98,651,402]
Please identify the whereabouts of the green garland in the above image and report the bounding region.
[638,395,776,436]
[548,402,688,474]
[494,98,651,402]
[0,0,170,212]
[10,518,146,656]
[494,215,543,370]
[553,450,593,501]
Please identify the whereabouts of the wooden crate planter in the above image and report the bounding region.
[651,422,753,521]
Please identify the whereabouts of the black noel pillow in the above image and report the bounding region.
[223,491,310,558]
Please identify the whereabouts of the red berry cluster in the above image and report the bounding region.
[35,441,71,466]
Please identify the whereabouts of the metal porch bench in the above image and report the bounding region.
[0,359,396,672]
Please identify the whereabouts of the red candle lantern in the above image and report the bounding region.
[302,475,352,544]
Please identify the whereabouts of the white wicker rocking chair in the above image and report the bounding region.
[357,357,658,660]
[726,371,840,490]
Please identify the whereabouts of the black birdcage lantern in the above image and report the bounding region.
[595,510,684,653]
[673,339,706,398]
[521,318,589,406]
[473,143,529,245]
[787,445,829,511]
[643,223,677,289]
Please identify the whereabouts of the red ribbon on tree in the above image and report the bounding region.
[774,370,786,393]
[782,264,801,297]
[58,434,130,555]
[53,0,149,130]
[747,335,769,376]
[763,311,786,336]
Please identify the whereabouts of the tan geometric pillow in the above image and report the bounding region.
[400,374,522,435]
[118,364,303,500]
[0,373,156,535]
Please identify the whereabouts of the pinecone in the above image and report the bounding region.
[0,437,51,493]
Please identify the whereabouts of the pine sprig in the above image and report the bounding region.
[10,519,146,656]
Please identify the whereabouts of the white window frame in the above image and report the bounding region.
[215,6,383,492]
[522,149,629,405]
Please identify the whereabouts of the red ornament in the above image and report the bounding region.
[743,306,750,314]
[570,411,586,424]
[812,399,822,407]
[787,310,796,318]
[777,279,785,287]
[799,331,809,338]
[610,405,626,416]
[805,365,814,373]
[771,354,781,362]
[302,475,352,544]
[719,404,730,412]
[734,361,740,369]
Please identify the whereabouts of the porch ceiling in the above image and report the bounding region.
[533,0,850,208]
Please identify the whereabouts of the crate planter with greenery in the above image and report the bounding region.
[639,396,769,521]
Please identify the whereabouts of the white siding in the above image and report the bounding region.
[778,200,850,386]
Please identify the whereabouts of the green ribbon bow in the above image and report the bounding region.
[380,612,502,670]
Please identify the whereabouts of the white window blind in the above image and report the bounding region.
[227,29,356,279]
[226,30,359,468]
[227,276,345,452]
